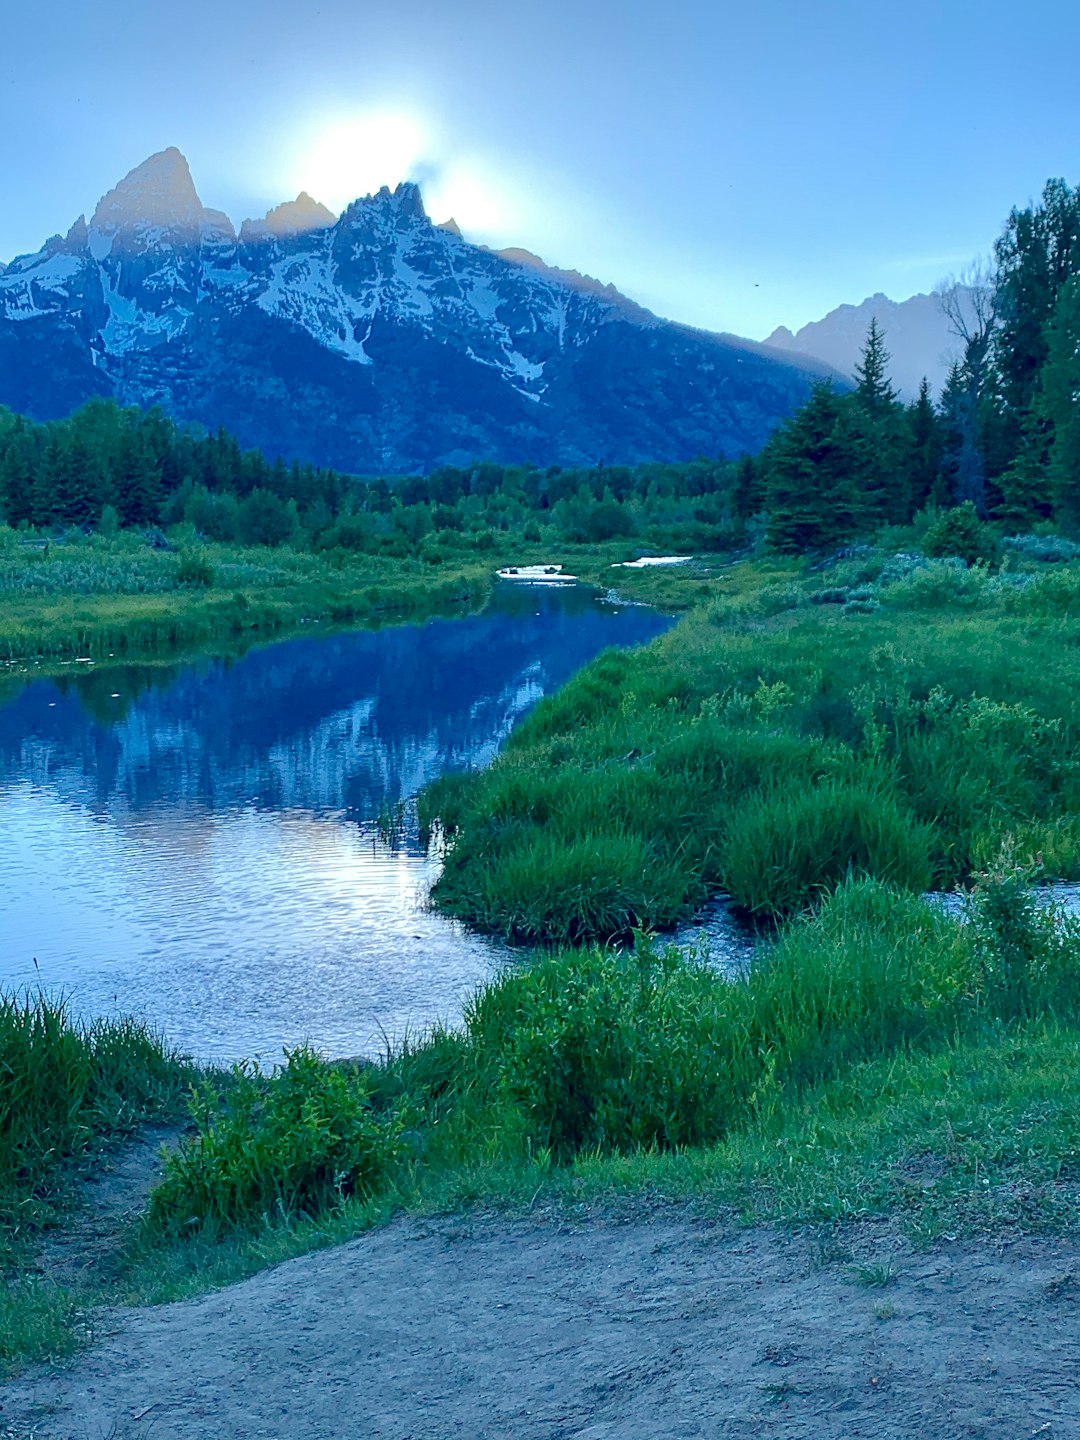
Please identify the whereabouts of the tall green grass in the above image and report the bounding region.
[0,991,190,1258]
[426,558,1080,939]
[130,871,1080,1256]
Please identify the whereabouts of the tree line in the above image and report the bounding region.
[0,399,739,554]
[756,176,1080,551]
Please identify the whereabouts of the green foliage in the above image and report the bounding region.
[762,382,861,552]
[922,501,1000,565]
[0,398,743,564]
[426,561,1080,941]
[177,549,215,589]
[147,1047,402,1234]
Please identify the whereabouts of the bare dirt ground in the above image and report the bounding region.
[5,1205,1080,1440]
[38,1127,186,1293]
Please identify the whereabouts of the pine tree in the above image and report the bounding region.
[854,319,898,414]
[939,352,990,516]
[1041,275,1080,529]
[848,320,910,522]
[992,178,1080,464]
[905,378,944,514]
[763,383,861,552]
[731,454,762,521]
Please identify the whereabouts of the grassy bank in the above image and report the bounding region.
[7,870,1080,1373]
[0,993,191,1370]
[422,552,1080,941]
[0,532,500,661]
[0,526,721,663]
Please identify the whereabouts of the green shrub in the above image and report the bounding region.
[967,862,1080,1021]
[456,880,973,1158]
[883,558,997,610]
[146,1047,401,1234]
[177,549,215,589]
[922,502,1000,566]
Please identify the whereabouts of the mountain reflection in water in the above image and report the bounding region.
[0,584,673,1063]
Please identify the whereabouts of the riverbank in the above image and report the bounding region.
[424,550,1080,941]
[0,537,496,662]
[7,540,1080,1388]
[7,869,1080,1381]
[0,528,719,665]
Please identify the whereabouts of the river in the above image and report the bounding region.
[0,582,675,1063]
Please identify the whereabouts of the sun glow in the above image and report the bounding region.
[294,111,428,214]
[281,109,538,247]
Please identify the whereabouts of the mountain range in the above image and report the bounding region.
[765,289,973,399]
[0,149,836,474]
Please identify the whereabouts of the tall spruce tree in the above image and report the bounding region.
[763,382,861,552]
[993,178,1080,466]
[1040,275,1080,529]
[905,378,944,513]
[851,320,908,522]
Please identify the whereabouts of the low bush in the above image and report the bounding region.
[176,549,215,589]
[922,502,1001,566]
[146,1047,401,1234]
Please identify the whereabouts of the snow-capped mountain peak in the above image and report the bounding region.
[0,149,831,472]
[240,193,336,244]
[90,147,219,240]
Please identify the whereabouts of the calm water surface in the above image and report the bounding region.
[0,583,678,1063]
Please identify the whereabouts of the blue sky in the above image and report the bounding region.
[5,0,1078,338]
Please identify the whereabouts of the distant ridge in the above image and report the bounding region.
[764,289,976,399]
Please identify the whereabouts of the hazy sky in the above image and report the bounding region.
[5,0,1078,338]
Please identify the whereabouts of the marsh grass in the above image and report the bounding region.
[427,559,1080,939]
[0,536,494,660]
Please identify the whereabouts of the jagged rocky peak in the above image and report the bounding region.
[340,180,428,229]
[438,217,463,238]
[241,192,336,243]
[90,146,230,239]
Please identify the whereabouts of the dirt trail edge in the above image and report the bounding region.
[5,1211,1079,1439]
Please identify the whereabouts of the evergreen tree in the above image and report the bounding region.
[0,421,42,527]
[939,351,990,516]
[763,383,860,552]
[850,320,908,522]
[854,319,898,413]
[731,454,762,521]
[905,378,944,514]
[1040,275,1080,529]
[992,178,1080,463]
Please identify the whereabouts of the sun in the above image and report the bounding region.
[296,111,428,213]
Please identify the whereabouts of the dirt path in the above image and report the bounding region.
[5,1210,1079,1439]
